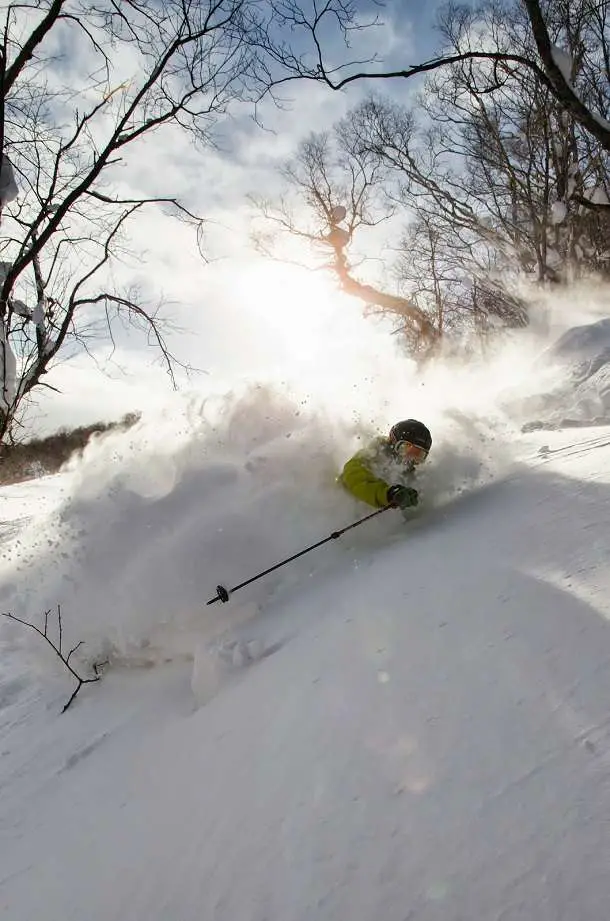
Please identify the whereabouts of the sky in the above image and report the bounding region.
[3,0,462,438]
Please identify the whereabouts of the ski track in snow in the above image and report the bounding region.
[2,422,610,919]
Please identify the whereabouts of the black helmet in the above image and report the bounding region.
[389,419,432,452]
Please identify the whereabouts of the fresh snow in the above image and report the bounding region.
[549,45,610,135]
[3,340,610,919]
[0,321,17,410]
[550,201,567,225]
[550,45,573,85]
[0,155,18,207]
[584,186,610,206]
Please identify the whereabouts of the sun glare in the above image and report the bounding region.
[228,258,408,416]
[234,261,348,362]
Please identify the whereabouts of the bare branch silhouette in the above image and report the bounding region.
[1,605,107,712]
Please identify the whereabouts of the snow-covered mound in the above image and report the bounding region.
[522,317,610,430]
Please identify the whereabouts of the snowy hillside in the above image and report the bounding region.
[522,316,610,429]
[2,376,610,919]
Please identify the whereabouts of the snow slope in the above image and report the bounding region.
[522,316,610,429]
[0,380,514,668]
[2,398,610,919]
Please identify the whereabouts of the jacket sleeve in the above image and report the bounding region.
[339,451,390,508]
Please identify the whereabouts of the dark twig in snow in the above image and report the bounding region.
[1,605,106,712]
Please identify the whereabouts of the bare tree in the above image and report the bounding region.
[523,0,610,154]
[252,0,608,353]
[0,0,279,441]
[252,130,440,352]
[389,209,529,347]
[336,0,609,285]
[432,2,610,276]
[259,0,610,154]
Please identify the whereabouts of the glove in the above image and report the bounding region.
[386,484,419,509]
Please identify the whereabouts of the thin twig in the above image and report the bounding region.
[1,606,103,712]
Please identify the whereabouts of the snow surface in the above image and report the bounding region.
[0,379,517,667]
[3,356,610,918]
[520,316,610,429]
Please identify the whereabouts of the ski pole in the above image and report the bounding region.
[206,504,393,605]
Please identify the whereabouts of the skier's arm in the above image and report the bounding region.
[339,453,391,508]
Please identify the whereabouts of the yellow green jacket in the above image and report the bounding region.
[339,436,415,508]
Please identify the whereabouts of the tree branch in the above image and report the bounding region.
[522,0,610,153]
[1,606,105,712]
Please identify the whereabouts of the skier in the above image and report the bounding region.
[339,419,432,510]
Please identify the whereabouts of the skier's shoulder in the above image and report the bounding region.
[352,435,389,462]
[368,434,392,457]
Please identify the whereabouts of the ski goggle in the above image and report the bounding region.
[394,440,428,465]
